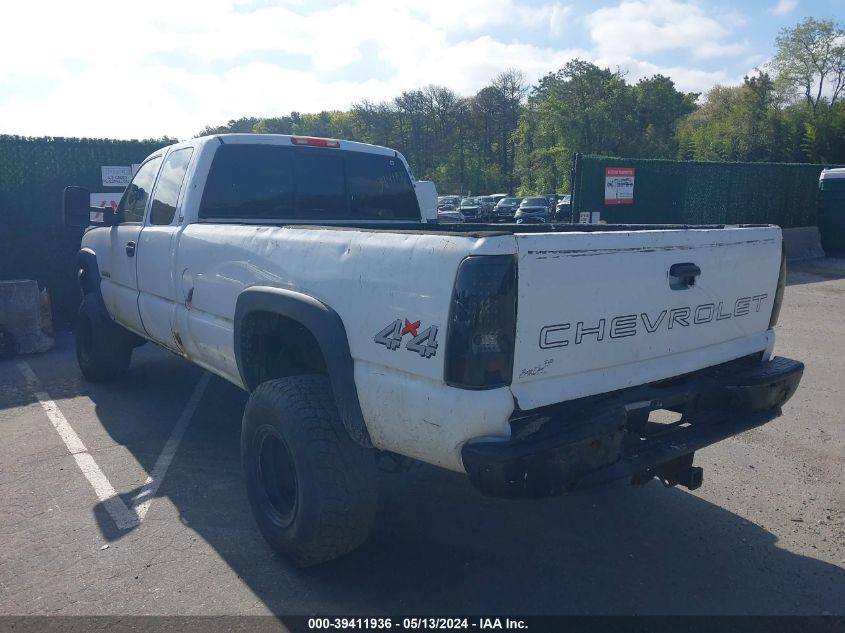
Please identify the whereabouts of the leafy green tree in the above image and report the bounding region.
[197,117,262,135]
[675,74,811,162]
[770,17,845,112]
[630,75,698,158]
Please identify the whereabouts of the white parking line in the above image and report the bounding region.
[132,371,210,520]
[17,361,139,531]
[17,361,210,531]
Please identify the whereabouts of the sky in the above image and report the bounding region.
[0,0,841,140]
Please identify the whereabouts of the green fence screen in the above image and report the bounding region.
[572,154,830,228]
[0,140,837,327]
[0,136,166,325]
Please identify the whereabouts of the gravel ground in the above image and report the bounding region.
[0,258,842,617]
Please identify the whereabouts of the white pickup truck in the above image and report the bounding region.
[63,134,803,566]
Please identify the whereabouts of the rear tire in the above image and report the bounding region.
[241,375,378,567]
[75,294,133,382]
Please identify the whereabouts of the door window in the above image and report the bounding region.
[150,148,194,225]
[118,157,162,223]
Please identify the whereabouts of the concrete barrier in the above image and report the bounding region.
[782,226,826,262]
[0,280,54,354]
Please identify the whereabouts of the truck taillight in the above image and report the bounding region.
[445,255,517,389]
[769,244,786,328]
[290,136,340,148]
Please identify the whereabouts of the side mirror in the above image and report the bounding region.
[62,186,118,228]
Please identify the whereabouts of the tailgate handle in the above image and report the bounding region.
[669,262,700,289]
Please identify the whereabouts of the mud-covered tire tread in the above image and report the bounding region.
[241,375,377,567]
[75,294,133,382]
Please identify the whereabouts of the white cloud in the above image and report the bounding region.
[0,0,753,140]
[585,0,746,60]
[771,0,798,15]
[692,40,750,60]
[592,54,745,94]
[0,63,397,140]
[408,0,571,33]
[0,0,579,138]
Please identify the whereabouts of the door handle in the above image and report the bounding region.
[125,241,136,257]
[669,262,700,289]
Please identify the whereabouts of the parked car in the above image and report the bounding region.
[436,207,465,223]
[555,194,572,221]
[491,197,522,222]
[516,215,547,224]
[516,196,551,222]
[437,195,460,213]
[489,193,508,205]
[479,196,496,221]
[459,197,483,221]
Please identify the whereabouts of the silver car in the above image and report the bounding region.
[436,207,465,223]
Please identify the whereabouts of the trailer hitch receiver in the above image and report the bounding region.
[631,453,703,491]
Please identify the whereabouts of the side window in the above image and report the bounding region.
[199,145,294,220]
[118,157,162,223]
[346,153,419,220]
[150,148,194,225]
[294,151,347,219]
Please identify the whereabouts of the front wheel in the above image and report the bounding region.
[241,375,378,567]
[75,294,133,382]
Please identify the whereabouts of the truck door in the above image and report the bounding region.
[101,156,162,336]
[136,147,194,351]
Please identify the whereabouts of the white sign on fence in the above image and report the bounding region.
[604,167,635,205]
[101,166,133,187]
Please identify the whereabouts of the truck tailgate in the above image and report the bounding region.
[510,226,781,410]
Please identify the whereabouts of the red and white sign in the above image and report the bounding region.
[90,193,121,209]
[89,193,121,222]
[604,167,635,205]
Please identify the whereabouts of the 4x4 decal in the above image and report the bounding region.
[374,318,438,358]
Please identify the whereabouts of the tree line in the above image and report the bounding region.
[199,17,845,195]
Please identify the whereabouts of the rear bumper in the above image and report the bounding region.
[461,355,803,498]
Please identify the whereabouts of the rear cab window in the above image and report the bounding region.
[199,143,420,222]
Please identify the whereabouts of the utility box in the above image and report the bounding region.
[415,180,439,223]
[819,168,845,252]
[0,280,54,355]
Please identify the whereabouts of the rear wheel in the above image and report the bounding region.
[241,375,378,567]
[75,294,133,382]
